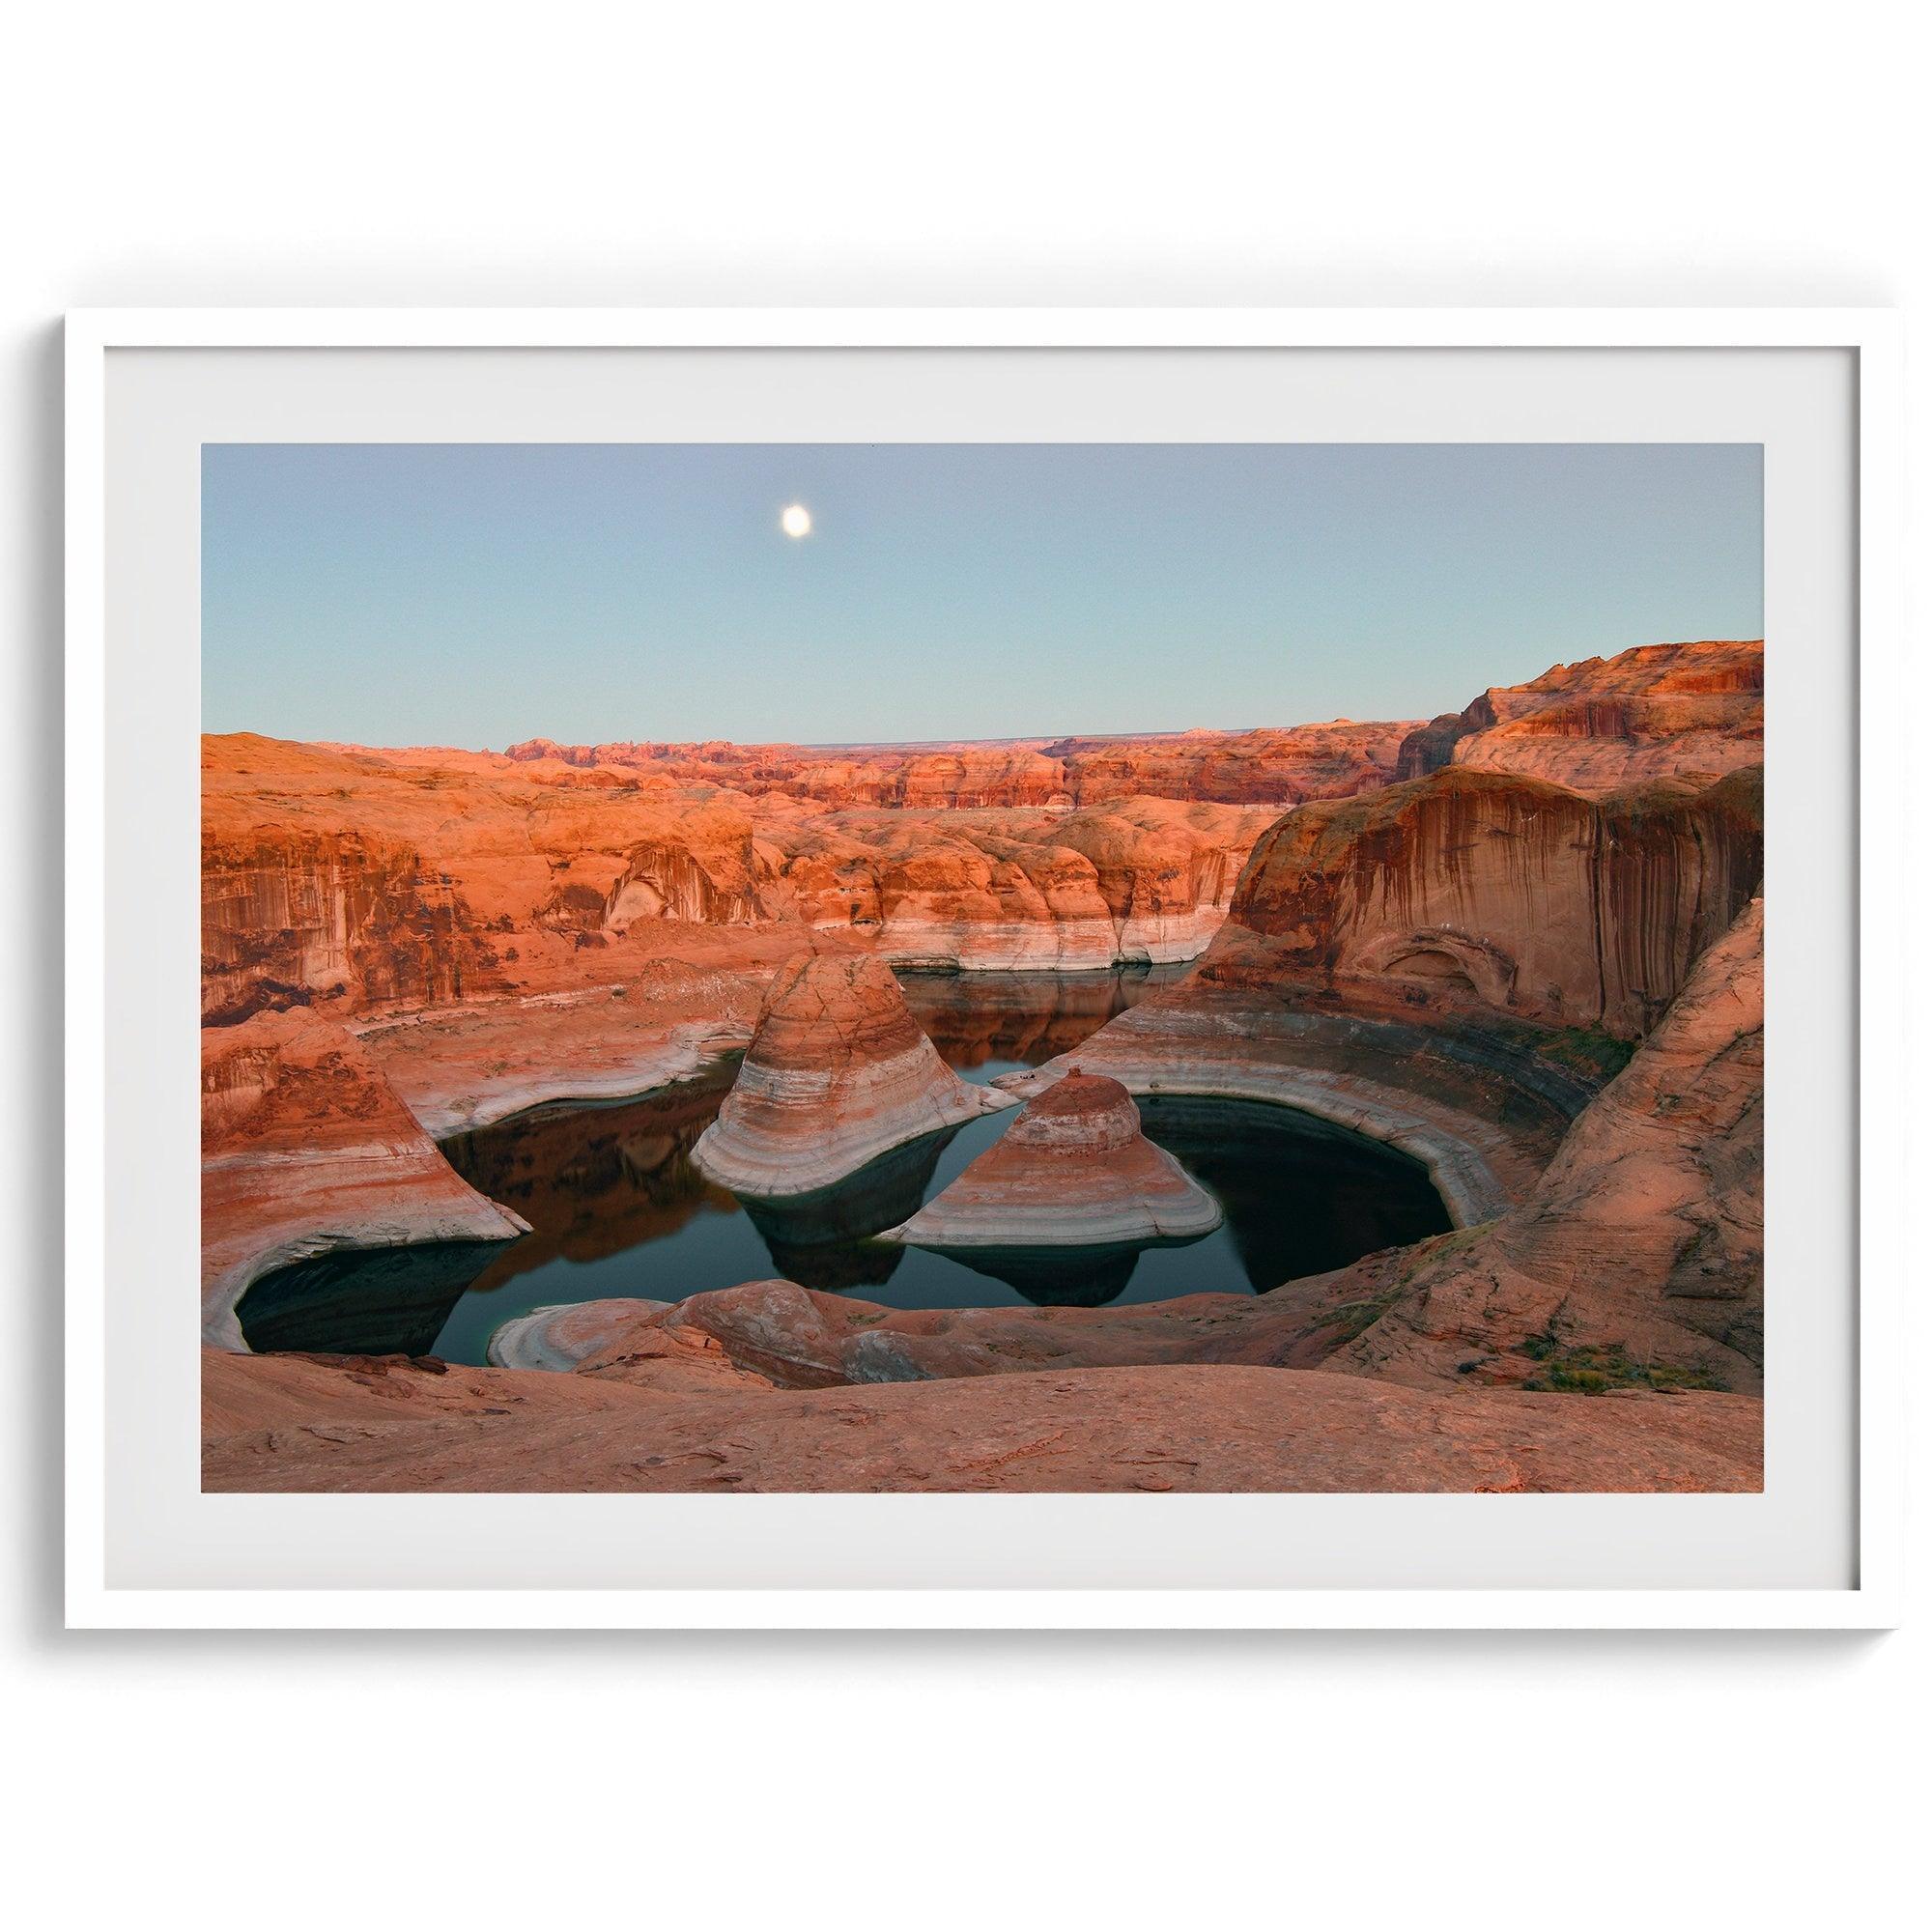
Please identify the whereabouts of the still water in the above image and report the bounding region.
[236,969,1451,1363]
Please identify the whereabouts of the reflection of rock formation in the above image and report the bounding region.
[1135,1095,1451,1291]
[1394,639,1763,794]
[735,1128,958,1291]
[439,1071,737,1292]
[237,1238,505,1356]
[928,1243,1145,1308]
[1208,764,1761,1037]
[201,1008,527,1350]
[884,1074,1221,1249]
[692,954,1015,1196]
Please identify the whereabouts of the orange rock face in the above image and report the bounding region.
[1208,764,1762,1037]
[1396,639,1763,793]
[200,1009,527,1350]
[691,952,1015,1195]
[201,734,1287,1026]
[882,1072,1222,1248]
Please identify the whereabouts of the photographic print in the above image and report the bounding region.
[198,440,1765,1495]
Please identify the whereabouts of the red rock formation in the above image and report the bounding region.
[1208,763,1762,1037]
[690,952,1016,1196]
[881,1072,1222,1249]
[357,960,763,1139]
[1296,895,1765,1395]
[200,1008,527,1350]
[1395,639,1763,793]
[202,734,1282,1025]
[201,1349,1761,1492]
[485,1297,672,1371]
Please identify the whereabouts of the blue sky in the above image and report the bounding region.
[202,442,1762,748]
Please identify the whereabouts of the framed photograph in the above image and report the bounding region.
[66,308,1901,1628]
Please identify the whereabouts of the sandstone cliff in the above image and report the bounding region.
[1272,896,1765,1394]
[1205,763,1761,1037]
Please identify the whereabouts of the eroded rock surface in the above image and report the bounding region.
[690,953,1015,1196]
[881,1072,1221,1249]
[201,1009,527,1350]
[202,1349,1761,1493]
[487,1297,672,1371]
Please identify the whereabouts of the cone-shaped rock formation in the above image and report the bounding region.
[690,952,1015,1197]
[881,1071,1222,1249]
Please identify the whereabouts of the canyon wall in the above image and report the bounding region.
[1395,639,1763,794]
[1280,895,1766,1394]
[502,719,1417,809]
[202,734,1287,1024]
[204,648,1760,1029]
[1204,763,1762,1037]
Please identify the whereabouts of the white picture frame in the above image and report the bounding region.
[66,307,1904,1630]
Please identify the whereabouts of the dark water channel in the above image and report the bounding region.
[236,967,1451,1363]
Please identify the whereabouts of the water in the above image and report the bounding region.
[236,968,1451,1362]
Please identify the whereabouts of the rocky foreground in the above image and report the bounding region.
[203,1350,1759,1493]
[200,639,1766,1492]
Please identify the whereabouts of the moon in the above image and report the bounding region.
[780,502,812,539]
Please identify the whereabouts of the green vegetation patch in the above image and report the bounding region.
[1518,1332,1723,1395]
[1319,1222,1498,1341]
[1534,1026,1637,1082]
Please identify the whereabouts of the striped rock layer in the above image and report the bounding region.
[690,952,1015,1198]
[881,1073,1221,1249]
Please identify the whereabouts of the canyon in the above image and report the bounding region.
[201,639,1766,1492]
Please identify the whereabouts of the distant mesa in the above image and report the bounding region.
[880,1071,1222,1250]
[690,952,1016,1197]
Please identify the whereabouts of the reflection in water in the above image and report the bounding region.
[736,1128,958,1290]
[236,1238,511,1356]
[1136,1095,1452,1286]
[440,1067,741,1290]
[931,1242,1145,1307]
[233,966,1454,1360]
